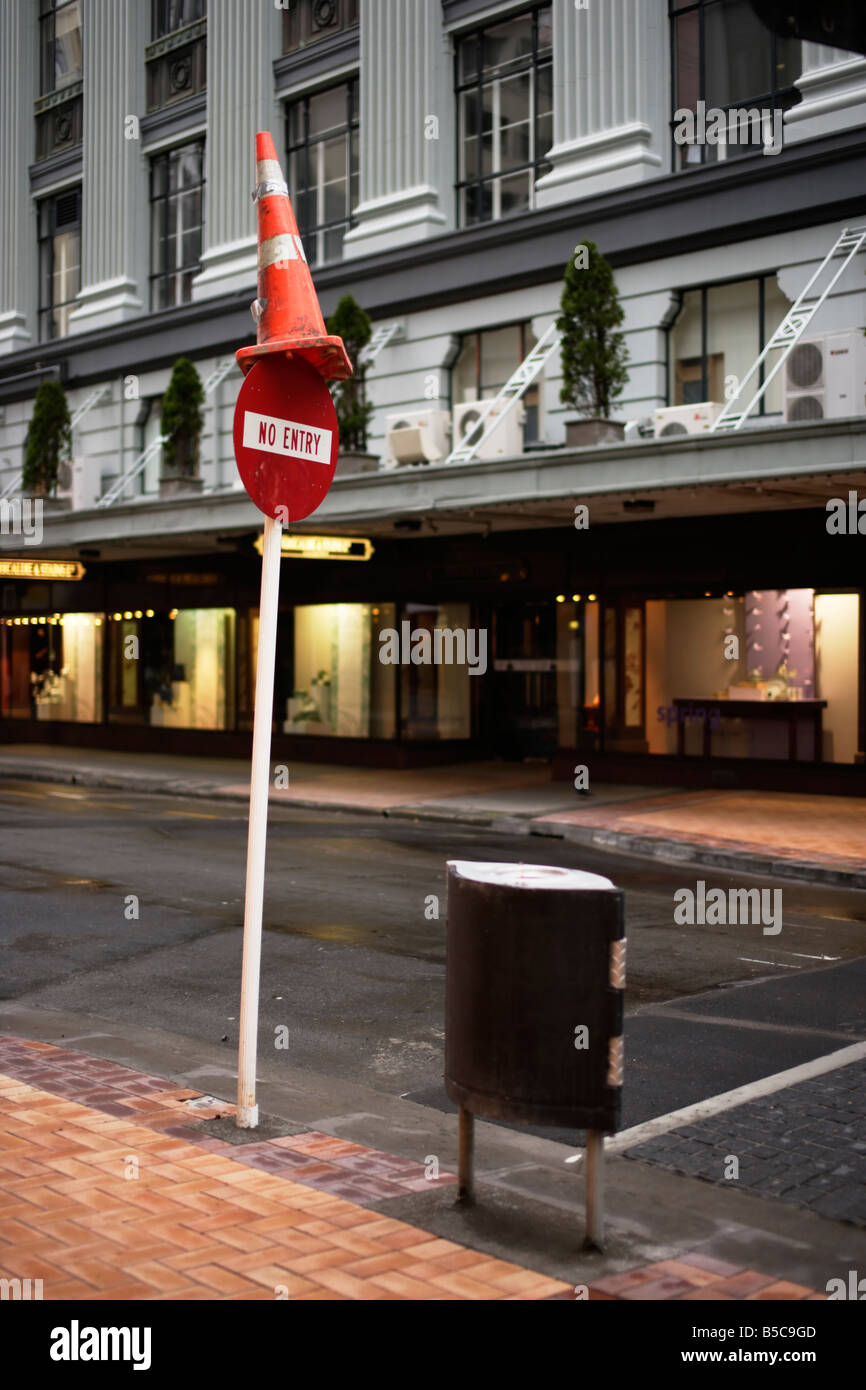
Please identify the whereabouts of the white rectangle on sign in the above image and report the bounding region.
[243,410,332,465]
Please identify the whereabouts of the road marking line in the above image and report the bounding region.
[163,810,220,820]
[0,788,45,799]
[738,956,800,968]
[604,1040,866,1155]
[638,1008,863,1044]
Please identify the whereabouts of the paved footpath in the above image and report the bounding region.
[0,1037,825,1301]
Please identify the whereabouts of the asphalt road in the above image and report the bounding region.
[1,778,865,1133]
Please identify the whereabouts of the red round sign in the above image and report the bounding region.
[233,355,339,522]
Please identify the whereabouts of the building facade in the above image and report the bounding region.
[0,0,864,789]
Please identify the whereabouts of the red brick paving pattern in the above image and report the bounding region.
[539,789,866,870]
[0,1038,824,1301]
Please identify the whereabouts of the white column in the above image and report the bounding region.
[0,1,38,354]
[68,0,148,333]
[342,0,451,260]
[192,0,282,300]
[535,0,667,208]
[785,42,866,144]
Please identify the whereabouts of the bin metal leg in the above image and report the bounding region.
[584,1130,605,1251]
[457,1105,474,1203]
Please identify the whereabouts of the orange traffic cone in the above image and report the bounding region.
[236,131,352,382]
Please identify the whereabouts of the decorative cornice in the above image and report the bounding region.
[273,25,359,92]
[144,18,206,62]
[34,80,83,115]
[140,91,207,147]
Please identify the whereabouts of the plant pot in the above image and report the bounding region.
[334,450,379,478]
[565,418,625,447]
[159,476,204,499]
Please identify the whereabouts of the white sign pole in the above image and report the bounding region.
[236,512,283,1127]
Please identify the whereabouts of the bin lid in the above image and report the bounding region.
[447,861,615,890]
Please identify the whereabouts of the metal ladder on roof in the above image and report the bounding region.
[443,322,562,466]
[710,224,866,432]
[359,321,405,367]
[98,358,238,507]
[0,383,110,500]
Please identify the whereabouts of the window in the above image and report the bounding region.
[668,275,790,415]
[455,5,552,226]
[670,0,800,167]
[452,323,540,444]
[149,142,204,309]
[287,81,358,266]
[39,0,82,95]
[38,189,81,340]
[152,0,206,39]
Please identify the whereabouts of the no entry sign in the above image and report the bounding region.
[233,355,339,521]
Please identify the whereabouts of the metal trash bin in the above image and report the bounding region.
[445,860,626,1246]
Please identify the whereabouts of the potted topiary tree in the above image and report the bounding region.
[557,240,630,446]
[160,357,205,497]
[326,294,378,474]
[22,379,72,499]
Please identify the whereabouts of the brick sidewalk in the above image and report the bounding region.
[539,789,866,872]
[0,1038,825,1301]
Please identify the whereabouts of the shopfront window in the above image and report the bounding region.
[0,612,103,722]
[107,607,236,729]
[644,590,860,763]
[285,602,396,739]
[669,275,790,414]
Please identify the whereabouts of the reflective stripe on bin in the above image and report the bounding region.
[610,937,627,989]
[607,1035,624,1088]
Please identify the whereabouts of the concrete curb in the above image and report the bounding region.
[556,823,866,891]
[1,756,864,888]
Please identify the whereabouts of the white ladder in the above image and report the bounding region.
[0,383,110,500]
[359,322,405,366]
[443,323,561,465]
[710,224,866,432]
[98,358,238,507]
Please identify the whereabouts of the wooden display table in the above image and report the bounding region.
[673,697,827,761]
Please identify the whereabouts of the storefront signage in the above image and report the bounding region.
[0,558,85,581]
[254,533,374,561]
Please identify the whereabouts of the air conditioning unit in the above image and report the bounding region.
[453,399,526,459]
[783,331,866,423]
[385,409,451,466]
[653,402,725,437]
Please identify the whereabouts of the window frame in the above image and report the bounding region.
[148,140,206,311]
[454,3,553,229]
[39,0,83,97]
[37,187,82,342]
[285,78,359,267]
[668,0,801,169]
[151,0,207,41]
[667,273,781,414]
[452,321,540,444]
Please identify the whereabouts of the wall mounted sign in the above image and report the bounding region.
[254,533,374,561]
[0,558,85,581]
